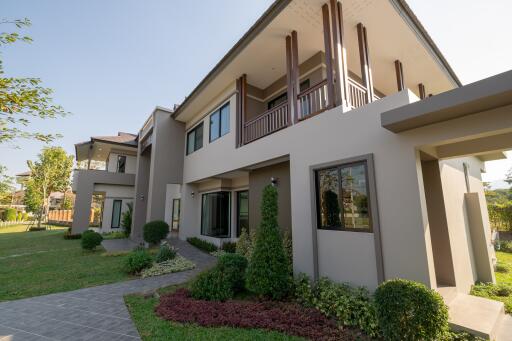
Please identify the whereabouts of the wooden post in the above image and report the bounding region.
[357,23,374,103]
[291,31,300,123]
[330,0,349,108]
[418,83,426,99]
[236,75,247,146]
[395,60,405,91]
[322,4,334,109]
[285,35,294,125]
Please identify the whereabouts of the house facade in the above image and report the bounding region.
[72,132,137,233]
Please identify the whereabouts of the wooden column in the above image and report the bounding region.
[291,31,300,123]
[330,0,349,108]
[395,60,405,91]
[418,83,426,99]
[322,4,334,109]
[285,35,294,126]
[236,74,247,147]
[357,23,374,103]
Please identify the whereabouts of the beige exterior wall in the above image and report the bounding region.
[106,153,137,174]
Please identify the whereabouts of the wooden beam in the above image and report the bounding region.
[418,83,426,99]
[236,77,241,147]
[337,1,350,108]
[357,23,374,103]
[322,4,334,109]
[291,30,300,123]
[395,60,405,91]
[285,35,294,126]
[363,25,375,101]
[330,0,342,107]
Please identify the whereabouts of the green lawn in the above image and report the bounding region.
[496,251,512,286]
[124,285,304,341]
[0,225,133,301]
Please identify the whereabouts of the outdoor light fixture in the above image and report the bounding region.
[271,177,278,187]
[191,191,195,198]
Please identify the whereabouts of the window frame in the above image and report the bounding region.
[314,159,373,233]
[171,198,180,231]
[111,199,122,229]
[236,190,249,237]
[209,102,230,143]
[186,122,204,155]
[116,155,126,173]
[200,191,231,238]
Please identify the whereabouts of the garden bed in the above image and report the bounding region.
[155,288,365,341]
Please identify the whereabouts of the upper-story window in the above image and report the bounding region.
[209,103,230,142]
[187,122,204,155]
[267,79,310,110]
[117,155,126,173]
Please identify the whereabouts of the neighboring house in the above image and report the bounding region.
[72,1,512,337]
[72,132,137,233]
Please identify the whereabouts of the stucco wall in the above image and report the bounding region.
[107,153,137,174]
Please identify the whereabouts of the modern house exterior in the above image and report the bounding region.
[71,0,512,337]
[72,132,137,233]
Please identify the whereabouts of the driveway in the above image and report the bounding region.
[0,239,215,340]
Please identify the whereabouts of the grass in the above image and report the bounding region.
[0,225,134,301]
[471,251,512,313]
[125,284,304,341]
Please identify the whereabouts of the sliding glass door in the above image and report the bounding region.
[201,192,230,237]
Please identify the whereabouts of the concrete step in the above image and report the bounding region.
[495,315,512,341]
[445,292,505,340]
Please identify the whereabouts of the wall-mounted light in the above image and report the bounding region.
[271,177,278,187]
[191,191,195,198]
[140,194,145,201]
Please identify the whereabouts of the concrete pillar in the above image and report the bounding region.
[71,171,94,234]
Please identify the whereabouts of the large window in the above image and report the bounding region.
[201,192,230,237]
[117,155,126,173]
[171,199,180,231]
[209,103,230,142]
[315,161,371,232]
[236,191,249,237]
[186,122,203,155]
[111,200,122,228]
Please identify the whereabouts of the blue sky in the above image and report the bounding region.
[1,0,511,186]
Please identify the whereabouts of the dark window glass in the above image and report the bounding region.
[268,92,287,110]
[111,200,122,228]
[117,155,126,173]
[201,192,230,237]
[187,122,203,155]
[209,103,230,142]
[171,199,180,231]
[236,191,249,237]
[316,161,371,231]
[299,79,310,92]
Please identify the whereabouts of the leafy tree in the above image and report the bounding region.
[0,165,14,204]
[506,167,512,187]
[61,193,73,210]
[24,147,73,227]
[246,185,291,299]
[1,18,68,145]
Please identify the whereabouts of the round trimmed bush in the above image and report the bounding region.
[217,253,248,291]
[155,242,177,263]
[124,249,153,274]
[374,279,449,341]
[190,269,233,301]
[81,230,103,250]
[143,220,169,245]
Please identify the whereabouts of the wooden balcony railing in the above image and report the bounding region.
[243,102,289,144]
[348,78,367,109]
[298,79,328,120]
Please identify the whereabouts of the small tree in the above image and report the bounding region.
[0,166,14,205]
[25,147,73,228]
[246,185,291,299]
[121,202,133,237]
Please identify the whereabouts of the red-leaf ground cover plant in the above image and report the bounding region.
[155,288,364,341]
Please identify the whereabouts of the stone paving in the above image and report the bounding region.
[0,239,215,340]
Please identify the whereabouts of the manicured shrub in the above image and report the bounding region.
[155,241,177,263]
[3,208,17,222]
[246,185,291,299]
[221,241,237,253]
[235,228,253,259]
[143,220,169,245]
[374,278,449,341]
[294,274,380,338]
[187,237,218,253]
[217,253,248,292]
[81,230,103,250]
[156,288,353,341]
[124,248,153,274]
[190,269,233,301]
[282,230,293,274]
[121,202,133,237]
[28,227,46,232]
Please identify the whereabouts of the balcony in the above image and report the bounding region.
[242,76,375,144]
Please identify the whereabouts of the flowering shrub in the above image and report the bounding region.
[155,241,177,263]
[141,255,195,278]
[156,288,359,341]
[124,248,153,274]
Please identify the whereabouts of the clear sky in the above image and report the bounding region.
[1,0,511,187]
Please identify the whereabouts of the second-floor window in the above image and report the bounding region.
[117,155,126,173]
[187,122,204,155]
[209,103,230,142]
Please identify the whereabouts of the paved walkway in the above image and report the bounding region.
[0,239,215,341]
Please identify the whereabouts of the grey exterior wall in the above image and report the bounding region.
[131,148,151,241]
[248,161,291,233]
